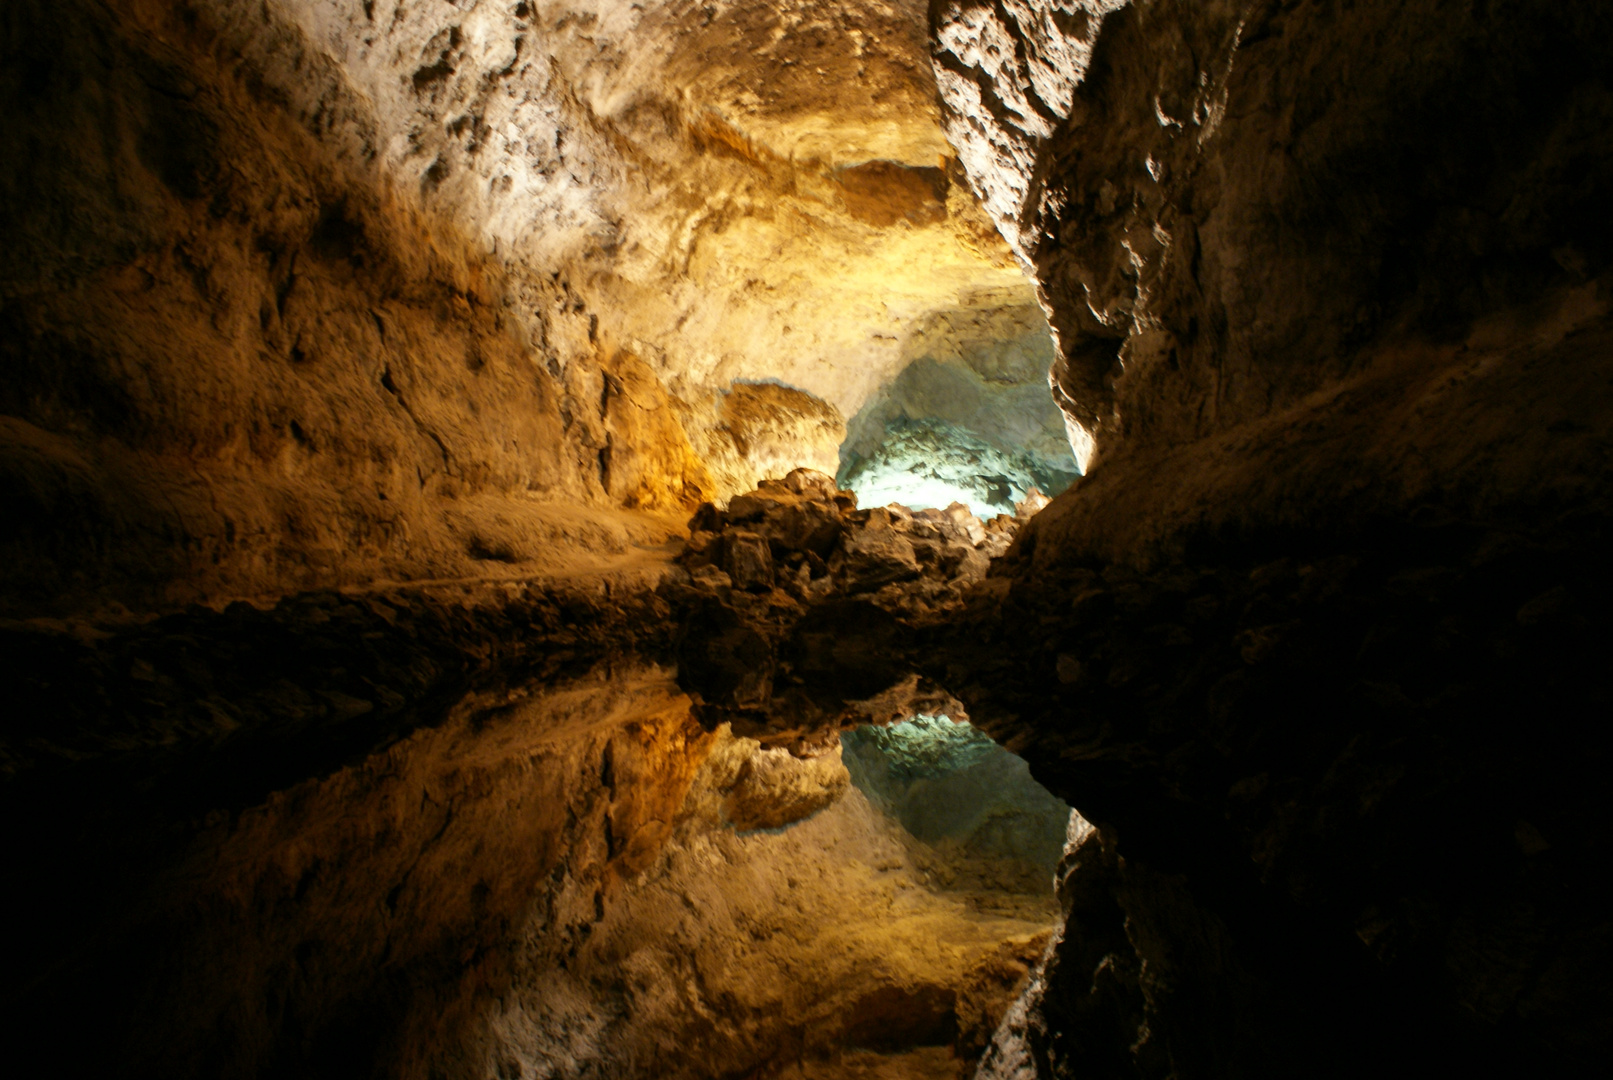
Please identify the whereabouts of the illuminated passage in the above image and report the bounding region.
[835,309,1080,516]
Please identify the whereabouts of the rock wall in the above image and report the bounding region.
[219,0,1028,416]
[930,0,1613,1075]
[838,299,1079,514]
[8,0,1613,1076]
[935,0,1613,467]
[0,0,1047,617]
[0,0,710,615]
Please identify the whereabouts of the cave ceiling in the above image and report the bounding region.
[263,0,1033,416]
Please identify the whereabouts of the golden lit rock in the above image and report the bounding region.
[4,2,1612,1079]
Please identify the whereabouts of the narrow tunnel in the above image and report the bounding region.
[4,2,1613,1079]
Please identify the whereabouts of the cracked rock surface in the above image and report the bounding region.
[1,0,1042,615]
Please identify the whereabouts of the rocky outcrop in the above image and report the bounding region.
[935,0,1613,465]
[0,0,714,614]
[931,0,1613,1075]
[692,381,849,502]
[721,741,851,831]
[839,299,1080,514]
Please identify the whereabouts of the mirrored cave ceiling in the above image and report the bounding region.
[257,0,1072,505]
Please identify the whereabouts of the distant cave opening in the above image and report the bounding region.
[836,307,1081,517]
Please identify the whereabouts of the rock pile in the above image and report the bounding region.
[683,468,1015,599]
[662,468,1022,744]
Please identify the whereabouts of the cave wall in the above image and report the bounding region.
[929,0,1613,1075]
[936,0,1613,466]
[838,299,1080,514]
[0,0,1047,617]
[249,0,1024,417]
[0,0,712,616]
[2,3,1086,1073]
[7,0,1613,1077]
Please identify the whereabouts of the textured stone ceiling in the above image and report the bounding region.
[0,0,1072,613]
[249,0,1034,418]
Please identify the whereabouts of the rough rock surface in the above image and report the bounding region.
[838,300,1080,514]
[1,0,1045,617]
[843,716,1073,899]
[7,1,1613,1078]
[448,726,1057,1080]
[722,742,851,831]
[935,0,1613,465]
[665,468,1024,743]
[0,0,709,613]
[254,0,1029,419]
[696,381,849,502]
[930,0,1613,1075]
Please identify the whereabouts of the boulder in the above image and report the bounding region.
[721,744,851,831]
[783,467,838,500]
[723,531,774,592]
[835,522,922,592]
[761,501,843,557]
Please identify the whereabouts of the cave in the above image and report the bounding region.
[3,1,1612,1078]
